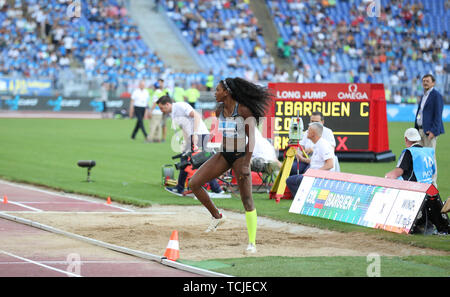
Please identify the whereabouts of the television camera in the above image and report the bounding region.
[161,150,216,187]
[172,150,216,170]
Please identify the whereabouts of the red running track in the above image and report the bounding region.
[0,180,201,277]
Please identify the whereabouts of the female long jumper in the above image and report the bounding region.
[188,77,271,254]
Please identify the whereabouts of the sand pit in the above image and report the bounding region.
[14,205,449,261]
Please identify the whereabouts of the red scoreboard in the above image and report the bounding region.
[266,83,395,162]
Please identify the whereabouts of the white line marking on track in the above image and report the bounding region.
[0,212,231,277]
[0,179,134,212]
[16,201,112,204]
[6,201,43,212]
[0,260,149,265]
[0,250,82,277]
[3,211,177,215]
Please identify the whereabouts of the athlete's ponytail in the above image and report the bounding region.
[221,77,272,123]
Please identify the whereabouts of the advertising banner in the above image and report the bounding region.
[386,104,450,122]
[289,169,436,234]
[0,77,52,96]
[0,95,128,112]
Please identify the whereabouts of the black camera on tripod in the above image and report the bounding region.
[172,152,191,170]
[251,157,278,175]
[172,150,215,170]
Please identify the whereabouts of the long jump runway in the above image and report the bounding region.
[0,180,222,277]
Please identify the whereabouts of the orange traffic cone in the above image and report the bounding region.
[163,230,180,261]
[3,195,8,204]
[106,196,111,204]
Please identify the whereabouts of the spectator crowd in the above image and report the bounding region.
[0,0,448,104]
[269,0,449,102]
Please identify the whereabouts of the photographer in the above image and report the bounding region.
[157,96,226,197]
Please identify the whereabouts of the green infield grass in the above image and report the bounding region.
[0,118,449,277]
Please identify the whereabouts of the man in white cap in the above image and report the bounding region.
[385,128,435,184]
[386,128,449,235]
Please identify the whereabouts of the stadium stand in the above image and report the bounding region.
[161,0,276,82]
[0,0,160,87]
[0,0,448,103]
[267,0,449,102]
[0,0,65,79]
[0,0,211,96]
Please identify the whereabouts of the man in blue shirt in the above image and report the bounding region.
[385,128,435,183]
[385,128,449,235]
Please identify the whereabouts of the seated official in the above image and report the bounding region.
[385,128,435,183]
[292,111,337,175]
[286,122,335,197]
[300,111,336,154]
[385,128,449,235]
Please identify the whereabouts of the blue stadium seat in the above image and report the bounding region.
[265,0,448,89]
[161,0,274,80]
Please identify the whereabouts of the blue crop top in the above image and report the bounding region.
[218,102,246,139]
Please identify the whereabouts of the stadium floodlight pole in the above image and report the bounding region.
[77,160,96,182]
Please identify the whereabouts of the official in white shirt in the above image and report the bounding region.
[291,112,336,175]
[129,80,149,140]
[300,112,336,153]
